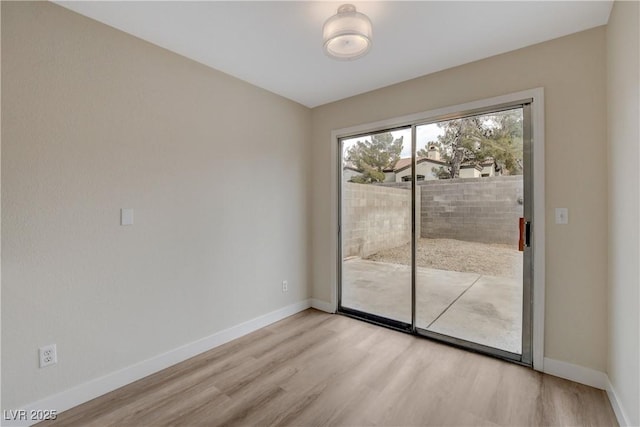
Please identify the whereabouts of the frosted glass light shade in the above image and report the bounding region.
[323,4,372,60]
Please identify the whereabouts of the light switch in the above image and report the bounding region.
[121,208,134,226]
[555,208,568,225]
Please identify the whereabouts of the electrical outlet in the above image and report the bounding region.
[282,280,288,292]
[39,344,57,368]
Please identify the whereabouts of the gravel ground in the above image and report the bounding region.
[365,238,522,278]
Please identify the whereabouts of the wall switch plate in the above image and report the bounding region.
[39,344,57,368]
[555,208,569,224]
[121,208,134,226]
[282,280,288,292]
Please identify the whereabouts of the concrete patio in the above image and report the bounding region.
[342,258,523,354]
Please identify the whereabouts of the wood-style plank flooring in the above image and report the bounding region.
[40,309,618,426]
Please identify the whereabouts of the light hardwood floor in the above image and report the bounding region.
[40,309,618,426]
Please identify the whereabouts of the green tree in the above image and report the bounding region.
[478,111,523,175]
[417,116,486,179]
[346,133,403,183]
[417,110,523,179]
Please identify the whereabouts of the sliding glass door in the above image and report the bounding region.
[338,102,533,364]
[339,127,413,329]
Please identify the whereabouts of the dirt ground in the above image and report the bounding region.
[365,238,522,278]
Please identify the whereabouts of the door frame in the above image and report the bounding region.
[330,88,545,370]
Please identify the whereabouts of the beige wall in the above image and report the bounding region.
[395,161,440,182]
[606,1,640,425]
[310,28,608,371]
[0,0,3,416]
[1,2,311,409]
[459,167,482,179]
[3,0,633,418]
[480,164,496,177]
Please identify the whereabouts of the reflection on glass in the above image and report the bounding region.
[341,128,412,323]
[414,108,524,354]
[340,108,525,354]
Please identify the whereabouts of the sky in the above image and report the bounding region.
[342,107,523,161]
[342,123,444,160]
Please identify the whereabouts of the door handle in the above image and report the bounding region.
[519,217,531,251]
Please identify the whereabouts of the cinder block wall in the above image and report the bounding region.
[420,176,523,246]
[343,183,412,257]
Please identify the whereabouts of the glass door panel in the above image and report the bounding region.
[414,108,526,356]
[339,127,413,327]
[337,102,533,364]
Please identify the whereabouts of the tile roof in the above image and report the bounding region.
[385,157,448,172]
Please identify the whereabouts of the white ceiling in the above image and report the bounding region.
[55,1,613,108]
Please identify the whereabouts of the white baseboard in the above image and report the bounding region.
[543,357,633,427]
[7,299,312,427]
[310,298,335,313]
[543,357,608,389]
[9,311,631,427]
[605,378,632,427]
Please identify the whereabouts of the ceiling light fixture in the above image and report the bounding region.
[322,4,372,61]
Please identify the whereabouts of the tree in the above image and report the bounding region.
[478,111,523,175]
[346,132,403,183]
[417,110,523,179]
[417,116,486,179]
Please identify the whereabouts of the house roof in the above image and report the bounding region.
[346,156,497,175]
[343,165,361,172]
[460,164,484,171]
[385,157,448,173]
[460,157,500,170]
[384,157,414,172]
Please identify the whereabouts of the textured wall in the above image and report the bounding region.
[606,1,640,424]
[311,27,608,372]
[420,176,523,246]
[2,2,311,410]
[342,183,412,258]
